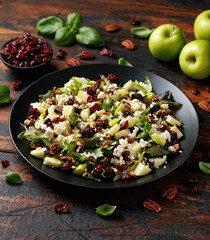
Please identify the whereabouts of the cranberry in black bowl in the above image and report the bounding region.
[0,33,53,73]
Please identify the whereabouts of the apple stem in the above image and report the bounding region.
[168,27,175,38]
[186,57,196,62]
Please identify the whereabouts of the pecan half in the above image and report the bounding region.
[125,137,134,143]
[66,58,81,67]
[143,199,161,213]
[55,106,63,114]
[123,101,131,112]
[102,141,109,147]
[50,143,61,153]
[54,88,61,95]
[105,24,121,32]
[78,51,94,60]
[60,156,74,161]
[47,97,56,105]
[121,39,136,50]
[162,187,178,200]
[86,157,95,163]
[24,118,34,126]
[198,101,210,112]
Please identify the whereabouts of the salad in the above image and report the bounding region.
[18,73,184,182]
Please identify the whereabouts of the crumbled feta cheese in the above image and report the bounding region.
[134,111,142,118]
[34,121,47,130]
[129,126,139,138]
[141,103,146,110]
[168,145,176,152]
[139,139,149,148]
[54,124,63,135]
[64,79,75,89]
[48,105,56,113]
[115,101,120,107]
[56,94,70,106]
[160,104,169,109]
[43,127,54,140]
[89,113,96,121]
[113,138,131,158]
[98,91,106,99]
[150,102,156,108]
[137,90,146,97]
[117,111,123,117]
[160,130,171,142]
[82,83,90,89]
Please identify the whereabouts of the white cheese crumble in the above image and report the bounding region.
[98,91,106,99]
[160,130,171,142]
[134,111,142,118]
[43,127,54,140]
[139,139,149,148]
[129,126,139,138]
[160,104,169,109]
[168,145,176,152]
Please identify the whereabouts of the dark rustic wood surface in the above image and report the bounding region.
[0,0,209,239]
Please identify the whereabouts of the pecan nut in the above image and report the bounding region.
[24,118,34,126]
[54,88,61,95]
[55,106,63,113]
[125,137,134,143]
[105,24,121,32]
[86,157,95,163]
[50,143,61,153]
[78,51,94,60]
[162,187,178,200]
[143,199,161,213]
[47,97,56,105]
[66,58,81,67]
[198,101,210,112]
[121,39,136,50]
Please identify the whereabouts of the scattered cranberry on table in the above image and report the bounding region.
[55,49,67,59]
[99,48,113,57]
[1,160,10,168]
[192,88,200,95]
[130,18,141,26]
[54,204,71,214]
[0,33,52,67]
[12,80,22,91]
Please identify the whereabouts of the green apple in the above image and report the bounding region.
[194,10,210,41]
[148,24,186,62]
[179,40,210,79]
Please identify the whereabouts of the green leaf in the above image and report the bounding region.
[66,12,82,33]
[36,16,64,37]
[134,76,152,93]
[0,85,10,104]
[96,204,117,216]
[131,27,154,39]
[5,172,23,185]
[145,144,169,157]
[86,148,103,158]
[159,100,182,109]
[39,89,55,102]
[68,80,82,96]
[199,161,210,174]
[118,57,133,66]
[102,98,112,111]
[83,137,100,148]
[75,26,106,47]
[69,113,77,127]
[54,27,73,46]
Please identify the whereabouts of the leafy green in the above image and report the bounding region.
[131,27,154,38]
[86,148,103,158]
[96,204,117,216]
[199,161,210,174]
[0,85,10,104]
[18,129,51,147]
[159,100,182,109]
[69,113,77,127]
[101,145,114,156]
[39,90,55,102]
[145,144,169,157]
[134,76,152,93]
[66,12,82,33]
[83,137,100,148]
[75,26,106,47]
[60,140,81,159]
[68,80,82,96]
[118,57,133,66]
[86,173,101,182]
[36,16,64,37]
[5,172,23,185]
[54,27,73,45]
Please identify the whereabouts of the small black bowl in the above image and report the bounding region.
[0,38,53,74]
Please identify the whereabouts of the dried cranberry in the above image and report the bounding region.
[107,73,118,83]
[87,95,98,103]
[105,167,115,175]
[12,80,22,91]
[121,120,129,129]
[170,130,177,141]
[148,162,154,170]
[61,161,72,171]
[55,51,65,59]
[130,18,141,26]
[121,173,132,181]
[58,49,67,55]
[93,81,101,91]
[131,93,142,101]
[102,119,108,129]
[52,117,60,123]
[122,151,130,160]
[99,48,113,57]
[159,124,170,132]
[81,124,95,138]
[90,103,100,112]
[28,107,40,119]
[190,185,198,194]
[143,101,150,108]
[169,110,176,116]
[54,204,71,214]
[44,118,52,127]
[192,88,200,95]
[86,87,96,95]
[74,145,85,153]
[1,160,10,168]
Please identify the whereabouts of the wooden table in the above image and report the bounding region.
[0,1,209,239]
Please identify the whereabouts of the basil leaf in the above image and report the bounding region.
[66,12,82,33]
[0,85,10,104]
[199,161,210,174]
[96,204,117,216]
[5,172,23,185]
[131,27,154,39]
[36,16,64,37]
[39,89,55,102]
[145,144,169,157]
[54,27,73,46]
[118,57,133,66]
[75,26,106,47]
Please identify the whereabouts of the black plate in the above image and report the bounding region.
[9,64,199,189]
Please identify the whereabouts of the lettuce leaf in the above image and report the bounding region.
[134,76,152,93]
